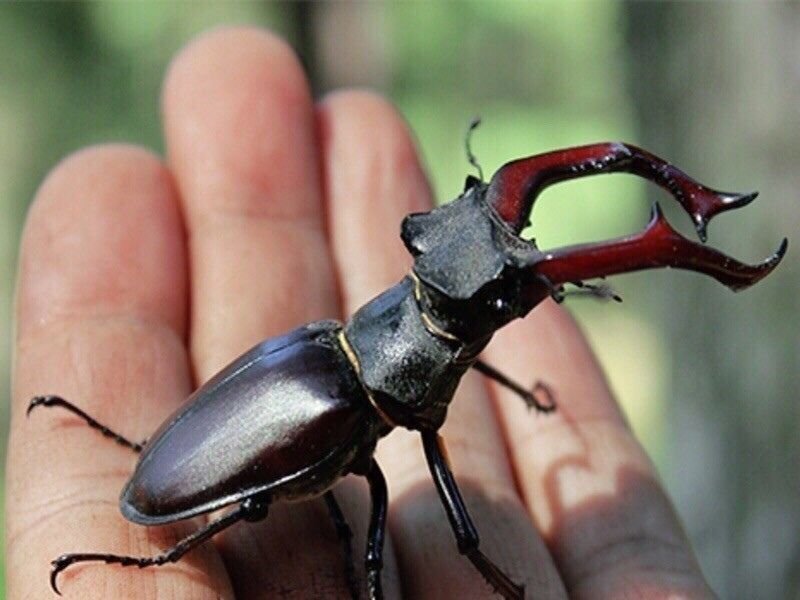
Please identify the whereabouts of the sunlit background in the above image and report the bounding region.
[1,3,798,598]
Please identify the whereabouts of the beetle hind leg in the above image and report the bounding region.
[27,395,145,453]
[324,490,359,600]
[49,498,262,595]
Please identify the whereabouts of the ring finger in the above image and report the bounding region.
[319,91,567,599]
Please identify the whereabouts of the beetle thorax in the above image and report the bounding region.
[401,185,551,343]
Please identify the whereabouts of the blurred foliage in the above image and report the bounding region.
[2,2,795,598]
[627,5,800,597]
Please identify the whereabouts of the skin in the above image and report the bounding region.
[7,27,716,600]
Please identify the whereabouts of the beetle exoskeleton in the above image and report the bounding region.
[29,139,786,600]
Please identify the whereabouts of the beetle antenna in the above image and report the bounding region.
[465,116,484,182]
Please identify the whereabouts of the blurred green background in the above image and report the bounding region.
[1,2,797,598]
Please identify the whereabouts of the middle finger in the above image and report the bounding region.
[162,27,373,598]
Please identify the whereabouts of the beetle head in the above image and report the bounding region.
[402,143,786,343]
[401,183,551,340]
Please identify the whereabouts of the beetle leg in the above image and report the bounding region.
[472,360,556,414]
[365,460,388,600]
[486,141,757,241]
[555,281,622,303]
[324,490,359,600]
[421,431,524,600]
[532,203,787,292]
[49,498,262,595]
[27,395,145,453]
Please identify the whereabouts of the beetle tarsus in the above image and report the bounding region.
[570,281,622,303]
[367,569,383,600]
[551,281,622,304]
[423,432,525,600]
[472,360,556,414]
[27,395,144,453]
[465,548,525,600]
[49,502,250,594]
[324,490,359,600]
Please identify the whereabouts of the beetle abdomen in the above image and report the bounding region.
[120,321,377,525]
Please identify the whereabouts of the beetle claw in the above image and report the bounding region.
[525,381,557,414]
[27,395,52,417]
[50,555,71,595]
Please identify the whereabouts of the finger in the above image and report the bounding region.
[163,26,339,375]
[8,146,232,598]
[320,91,566,598]
[162,28,380,598]
[487,301,713,598]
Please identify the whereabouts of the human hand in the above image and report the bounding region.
[7,27,714,599]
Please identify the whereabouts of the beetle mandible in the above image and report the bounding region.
[28,132,787,599]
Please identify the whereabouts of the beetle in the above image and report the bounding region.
[28,134,786,599]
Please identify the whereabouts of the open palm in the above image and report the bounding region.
[7,27,713,599]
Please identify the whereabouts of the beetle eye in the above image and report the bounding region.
[493,298,507,312]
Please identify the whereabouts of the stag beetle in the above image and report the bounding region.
[28,130,786,599]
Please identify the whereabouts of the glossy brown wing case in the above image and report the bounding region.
[121,321,378,525]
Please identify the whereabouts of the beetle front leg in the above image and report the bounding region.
[421,431,524,600]
[27,396,145,453]
[472,360,555,414]
[365,460,388,600]
[552,280,622,303]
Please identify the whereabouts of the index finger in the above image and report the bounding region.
[161,28,399,598]
[7,146,231,598]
